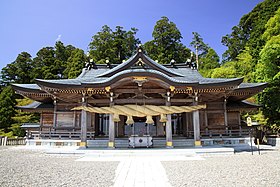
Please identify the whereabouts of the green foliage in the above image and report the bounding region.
[64,48,86,78]
[89,25,140,64]
[0,86,16,131]
[255,35,280,83]
[262,8,280,41]
[222,0,280,62]
[235,47,255,82]
[210,61,237,78]
[1,52,34,84]
[255,35,280,129]
[190,32,210,57]
[200,48,220,70]
[32,42,77,79]
[144,16,191,64]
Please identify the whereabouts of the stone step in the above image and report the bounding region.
[87,139,194,148]
[87,140,129,148]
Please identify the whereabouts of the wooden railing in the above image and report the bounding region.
[0,137,26,146]
[185,129,250,138]
[29,131,95,140]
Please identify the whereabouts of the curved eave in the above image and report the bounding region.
[12,84,52,102]
[35,71,199,89]
[196,78,244,89]
[16,101,54,112]
[12,84,46,94]
[228,82,267,101]
[35,79,82,89]
[234,82,267,92]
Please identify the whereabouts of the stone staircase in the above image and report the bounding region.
[153,138,194,147]
[87,138,194,148]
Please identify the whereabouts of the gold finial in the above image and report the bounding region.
[169,86,175,92]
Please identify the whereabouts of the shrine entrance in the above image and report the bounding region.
[125,117,156,148]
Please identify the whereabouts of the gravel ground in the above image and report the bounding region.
[163,151,280,187]
[1,146,280,187]
[0,147,118,187]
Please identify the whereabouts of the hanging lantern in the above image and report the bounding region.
[145,115,154,124]
[113,113,120,122]
[159,114,167,123]
[126,115,134,125]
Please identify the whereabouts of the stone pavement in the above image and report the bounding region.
[76,149,206,187]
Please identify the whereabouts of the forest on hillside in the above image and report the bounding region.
[0,0,279,137]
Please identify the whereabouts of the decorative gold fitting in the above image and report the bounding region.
[194,141,202,146]
[105,86,111,92]
[166,141,173,147]
[169,86,175,92]
[108,142,114,147]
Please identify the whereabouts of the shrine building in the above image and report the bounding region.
[12,46,266,148]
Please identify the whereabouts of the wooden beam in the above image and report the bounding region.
[114,88,166,94]
[88,98,193,104]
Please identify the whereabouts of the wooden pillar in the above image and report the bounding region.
[165,92,173,148]
[91,113,95,133]
[204,110,209,135]
[108,91,115,148]
[73,110,77,129]
[193,93,201,147]
[108,114,115,148]
[80,96,88,147]
[53,98,57,129]
[39,112,43,136]
[238,112,242,136]
[166,114,173,148]
[182,113,187,136]
[224,98,228,134]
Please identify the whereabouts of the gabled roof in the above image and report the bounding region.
[12,47,266,104]
[97,49,184,77]
[34,46,244,89]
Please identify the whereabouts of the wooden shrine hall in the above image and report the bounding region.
[12,46,266,148]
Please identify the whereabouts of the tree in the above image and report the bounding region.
[235,47,255,82]
[189,32,219,74]
[32,47,57,79]
[64,48,86,79]
[54,41,76,78]
[32,41,76,79]
[1,52,34,84]
[89,25,140,64]
[255,35,280,130]
[222,0,280,62]
[0,86,16,132]
[11,98,39,137]
[262,7,280,42]
[210,61,237,78]
[199,48,220,77]
[190,32,210,58]
[144,16,191,64]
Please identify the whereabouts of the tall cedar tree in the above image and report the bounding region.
[144,16,191,64]
[89,25,140,64]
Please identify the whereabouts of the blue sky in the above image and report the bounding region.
[0,0,263,69]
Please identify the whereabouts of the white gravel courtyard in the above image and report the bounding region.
[0,146,280,187]
[163,151,280,187]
